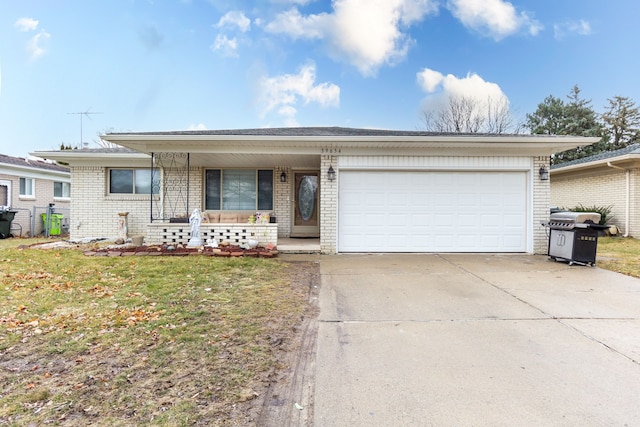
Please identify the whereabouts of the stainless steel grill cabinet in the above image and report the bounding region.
[547,212,609,266]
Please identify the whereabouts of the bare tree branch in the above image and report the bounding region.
[422,95,519,134]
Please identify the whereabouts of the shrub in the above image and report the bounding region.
[568,204,613,225]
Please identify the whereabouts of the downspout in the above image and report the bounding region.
[607,162,630,237]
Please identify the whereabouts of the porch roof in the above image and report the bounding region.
[100,127,597,158]
[32,127,600,166]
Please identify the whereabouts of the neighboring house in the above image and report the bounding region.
[551,143,640,237]
[33,127,595,254]
[0,153,71,236]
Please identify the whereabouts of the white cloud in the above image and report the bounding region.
[28,30,51,60]
[446,0,542,40]
[278,105,300,127]
[15,18,50,60]
[417,68,507,100]
[187,123,207,130]
[417,68,510,126]
[416,68,444,92]
[15,17,39,32]
[216,10,251,32]
[264,8,328,39]
[270,0,315,5]
[211,34,239,57]
[554,19,591,40]
[257,63,340,125]
[265,0,439,76]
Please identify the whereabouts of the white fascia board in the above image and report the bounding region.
[31,151,151,167]
[102,134,598,156]
[0,163,70,181]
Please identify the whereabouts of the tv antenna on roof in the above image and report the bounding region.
[67,108,103,148]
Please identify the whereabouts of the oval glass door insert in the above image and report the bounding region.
[298,176,316,221]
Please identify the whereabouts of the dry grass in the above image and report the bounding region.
[596,236,640,278]
[0,239,315,426]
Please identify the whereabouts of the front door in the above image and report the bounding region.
[291,171,320,237]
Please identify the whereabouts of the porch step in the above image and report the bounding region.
[277,237,320,254]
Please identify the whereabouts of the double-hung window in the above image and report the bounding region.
[19,177,34,197]
[205,169,273,210]
[54,181,71,198]
[109,169,159,195]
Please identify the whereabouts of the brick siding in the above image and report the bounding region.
[551,169,630,235]
[533,156,551,254]
[320,155,337,254]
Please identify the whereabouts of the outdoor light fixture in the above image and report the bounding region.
[280,171,287,183]
[539,165,549,181]
[327,165,336,181]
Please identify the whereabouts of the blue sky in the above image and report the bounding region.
[1,0,639,157]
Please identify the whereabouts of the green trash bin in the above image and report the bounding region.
[41,213,64,236]
[0,209,17,239]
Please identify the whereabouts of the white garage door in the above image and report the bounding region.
[338,171,527,252]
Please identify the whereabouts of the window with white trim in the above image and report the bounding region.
[109,169,159,195]
[19,177,34,197]
[205,169,273,210]
[54,181,71,198]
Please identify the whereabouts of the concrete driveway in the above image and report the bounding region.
[314,254,640,426]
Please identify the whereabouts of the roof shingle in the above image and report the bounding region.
[0,153,70,173]
[551,143,640,169]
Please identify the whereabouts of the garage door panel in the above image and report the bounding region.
[338,171,527,252]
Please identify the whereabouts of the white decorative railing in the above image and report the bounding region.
[146,223,278,246]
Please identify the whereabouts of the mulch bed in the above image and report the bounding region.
[84,244,279,258]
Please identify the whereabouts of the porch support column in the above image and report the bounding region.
[320,155,338,254]
[533,156,550,254]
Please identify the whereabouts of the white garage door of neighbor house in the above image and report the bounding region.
[338,171,527,253]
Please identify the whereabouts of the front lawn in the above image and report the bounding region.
[0,239,317,426]
[596,236,640,278]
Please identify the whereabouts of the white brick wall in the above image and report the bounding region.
[551,168,634,236]
[631,169,640,236]
[533,156,550,254]
[320,155,337,254]
[274,167,291,237]
[70,166,153,239]
[71,165,289,242]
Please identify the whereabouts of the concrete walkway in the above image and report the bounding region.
[314,254,640,426]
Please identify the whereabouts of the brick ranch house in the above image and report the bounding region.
[551,143,640,237]
[33,127,596,254]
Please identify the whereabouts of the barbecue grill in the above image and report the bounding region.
[547,211,608,266]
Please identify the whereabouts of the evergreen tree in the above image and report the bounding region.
[525,95,566,135]
[563,85,604,138]
[526,85,605,164]
[601,96,640,148]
